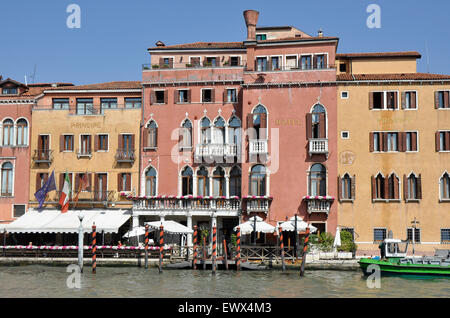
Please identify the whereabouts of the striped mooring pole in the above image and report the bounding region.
[236,226,241,271]
[279,226,286,272]
[144,224,149,269]
[300,226,310,277]
[193,225,198,269]
[212,225,217,275]
[92,223,96,274]
[159,225,164,274]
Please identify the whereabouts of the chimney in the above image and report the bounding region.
[318,29,323,37]
[155,41,165,47]
[243,10,259,41]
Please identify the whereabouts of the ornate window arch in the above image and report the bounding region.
[440,172,450,201]
[249,164,266,196]
[309,163,326,196]
[15,118,28,146]
[1,162,13,196]
[181,166,193,196]
[196,166,209,197]
[2,119,14,146]
[145,166,157,196]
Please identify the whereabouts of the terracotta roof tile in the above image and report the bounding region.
[257,36,338,43]
[337,73,450,81]
[148,42,246,50]
[45,81,142,91]
[336,51,421,59]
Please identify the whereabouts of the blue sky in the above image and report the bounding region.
[1,0,449,85]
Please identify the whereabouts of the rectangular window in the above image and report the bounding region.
[372,92,384,109]
[63,135,74,151]
[206,57,217,67]
[120,173,131,192]
[53,98,69,110]
[407,228,421,243]
[256,34,267,41]
[79,135,92,155]
[373,228,387,242]
[98,134,108,151]
[155,91,165,104]
[439,131,450,151]
[100,98,117,114]
[125,98,141,109]
[339,63,347,72]
[202,89,213,103]
[285,56,297,70]
[190,57,201,67]
[315,54,325,69]
[386,92,398,110]
[387,132,398,152]
[341,91,349,99]
[256,57,267,72]
[271,56,281,70]
[178,90,188,103]
[95,173,108,201]
[230,56,239,67]
[441,229,450,244]
[404,92,417,109]
[13,204,25,218]
[76,98,94,115]
[405,132,418,152]
[2,88,18,95]
[437,91,450,109]
[300,55,312,70]
[227,89,237,103]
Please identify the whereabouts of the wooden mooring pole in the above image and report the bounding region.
[202,237,207,270]
[279,226,286,272]
[92,223,96,274]
[212,226,217,275]
[192,225,198,269]
[236,226,241,271]
[223,239,229,270]
[159,225,164,274]
[144,224,149,269]
[300,226,310,277]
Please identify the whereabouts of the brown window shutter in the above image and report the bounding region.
[337,175,342,200]
[369,132,374,152]
[313,55,318,69]
[75,174,80,192]
[117,173,122,192]
[436,132,441,152]
[403,175,407,200]
[169,58,174,68]
[306,113,312,139]
[154,129,158,147]
[445,91,450,108]
[36,173,41,191]
[211,89,215,103]
[164,90,168,104]
[174,90,178,104]
[319,113,326,138]
[187,89,191,103]
[150,90,155,105]
[400,132,406,152]
[260,113,267,139]
[59,173,64,191]
[435,91,440,109]
[88,135,92,152]
[216,56,220,67]
[384,176,389,199]
[411,92,417,109]
[371,176,376,200]
[131,134,135,150]
[393,92,398,109]
[401,92,406,109]
[60,135,64,152]
[223,89,227,104]
[87,173,92,191]
[71,136,74,151]
[393,175,399,199]
[94,174,99,197]
[412,132,417,151]
[369,92,374,110]
[383,133,388,152]
[417,174,422,199]
[143,128,148,149]
[351,175,356,200]
[126,173,131,191]
[267,58,272,71]
[159,58,163,67]
[446,131,450,151]
[118,134,123,150]
[94,135,98,152]
[323,54,328,68]
[102,175,107,193]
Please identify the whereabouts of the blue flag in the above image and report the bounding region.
[34,171,57,211]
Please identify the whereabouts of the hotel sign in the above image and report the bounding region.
[70,122,102,129]
[275,119,301,126]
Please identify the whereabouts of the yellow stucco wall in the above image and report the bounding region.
[336,57,417,75]
[338,82,450,254]
[29,99,141,210]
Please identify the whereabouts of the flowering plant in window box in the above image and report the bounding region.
[230,196,240,199]
[303,195,335,200]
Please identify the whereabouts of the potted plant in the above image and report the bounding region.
[185,63,192,68]
[151,64,159,69]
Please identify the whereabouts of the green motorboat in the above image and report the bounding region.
[359,239,450,276]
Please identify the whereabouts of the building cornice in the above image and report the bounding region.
[43,89,142,93]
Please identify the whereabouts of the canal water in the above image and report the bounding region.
[0,265,449,298]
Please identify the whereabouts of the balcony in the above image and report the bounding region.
[244,197,272,214]
[194,143,238,161]
[303,195,334,214]
[308,138,328,157]
[133,197,241,213]
[249,139,268,156]
[77,148,92,159]
[54,190,115,206]
[33,149,53,164]
[142,63,245,71]
[116,149,135,163]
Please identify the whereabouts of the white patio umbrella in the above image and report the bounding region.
[233,216,275,235]
[145,220,193,234]
[123,226,147,238]
[279,216,317,234]
[333,226,341,249]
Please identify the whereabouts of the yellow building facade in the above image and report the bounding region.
[336,53,450,255]
[29,82,142,211]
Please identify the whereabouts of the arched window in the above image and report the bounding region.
[181,166,193,195]
[200,117,211,144]
[250,164,266,196]
[16,119,28,146]
[249,105,267,140]
[387,173,399,200]
[145,167,157,196]
[374,173,385,199]
[3,119,14,146]
[1,162,13,196]
[145,120,157,148]
[309,163,326,196]
[440,172,450,200]
[406,174,419,200]
[228,116,241,145]
[180,119,192,148]
[341,174,352,200]
[311,104,326,139]
[229,166,241,197]
[213,117,225,144]
[197,166,209,196]
[212,166,226,197]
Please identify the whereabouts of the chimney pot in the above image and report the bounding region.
[155,41,165,47]
[318,29,323,37]
[243,10,259,41]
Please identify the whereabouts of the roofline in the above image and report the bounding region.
[255,38,339,47]
[336,52,422,59]
[147,48,246,53]
[256,26,294,30]
[43,89,142,93]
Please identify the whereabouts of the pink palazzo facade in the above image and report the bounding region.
[134,10,338,245]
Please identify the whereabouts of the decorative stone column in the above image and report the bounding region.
[132,214,139,228]
[187,213,193,246]
[225,176,230,199]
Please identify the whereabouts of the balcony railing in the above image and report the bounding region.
[77,148,92,159]
[249,139,268,156]
[303,196,333,214]
[54,190,115,204]
[194,143,238,160]
[133,197,241,212]
[142,63,245,71]
[116,149,135,163]
[245,198,271,214]
[33,149,53,163]
[309,138,328,157]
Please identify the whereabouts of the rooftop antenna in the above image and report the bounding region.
[425,41,430,73]
[24,75,28,86]
[29,64,37,84]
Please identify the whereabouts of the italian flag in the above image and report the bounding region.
[59,172,71,213]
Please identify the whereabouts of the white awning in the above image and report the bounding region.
[145,220,193,235]
[233,216,275,235]
[4,209,132,234]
